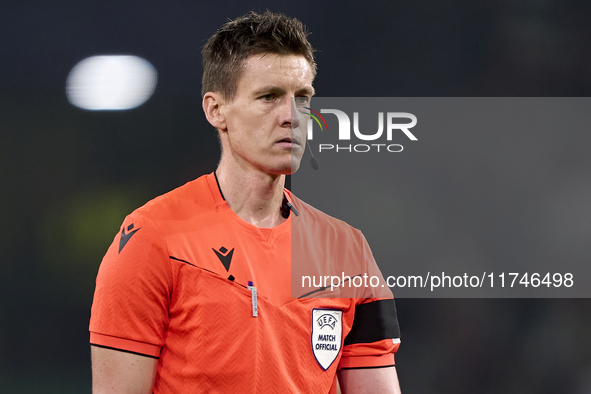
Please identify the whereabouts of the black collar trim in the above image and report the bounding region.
[213,171,225,200]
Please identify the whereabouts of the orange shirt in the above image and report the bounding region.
[90,173,400,393]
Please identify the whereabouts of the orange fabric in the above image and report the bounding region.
[90,332,161,358]
[339,339,400,369]
[339,354,395,369]
[90,173,399,393]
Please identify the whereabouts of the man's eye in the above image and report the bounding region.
[262,94,274,101]
[295,97,311,106]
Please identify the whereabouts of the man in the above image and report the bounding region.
[90,11,401,393]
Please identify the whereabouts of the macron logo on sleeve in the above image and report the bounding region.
[119,223,140,253]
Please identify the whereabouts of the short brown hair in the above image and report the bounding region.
[201,11,316,100]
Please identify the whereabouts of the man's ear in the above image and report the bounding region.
[202,92,226,131]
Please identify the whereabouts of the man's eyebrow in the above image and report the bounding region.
[296,86,315,96]
[252,86,286,97]
[252,86,315,97]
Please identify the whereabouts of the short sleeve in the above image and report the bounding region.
[89,211,172,358]
[339,231,401,369]
[339,298,401,369]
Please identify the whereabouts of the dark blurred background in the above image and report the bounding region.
[1,0,591,393]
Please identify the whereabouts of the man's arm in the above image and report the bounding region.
[91,345,158,394]
[338,366,401,394]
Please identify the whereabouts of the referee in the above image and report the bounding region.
[90,11,401,393]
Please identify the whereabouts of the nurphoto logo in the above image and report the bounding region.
[301,108,418,153]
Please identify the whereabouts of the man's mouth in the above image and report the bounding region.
[276,137,301,148]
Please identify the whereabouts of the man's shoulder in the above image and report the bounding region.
[131,173,218,224]
[289,192,362,239]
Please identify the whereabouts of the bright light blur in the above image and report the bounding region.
[66,55,157,110]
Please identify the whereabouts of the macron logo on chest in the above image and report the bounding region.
[212,246,234,271]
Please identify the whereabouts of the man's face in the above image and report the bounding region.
[221,54,314,175]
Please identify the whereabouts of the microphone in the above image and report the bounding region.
[281,194,299,218]
[307,142,319,170]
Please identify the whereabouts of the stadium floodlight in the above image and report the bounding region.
[66,55,157,110]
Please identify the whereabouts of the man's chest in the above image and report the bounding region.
[164,220,292,305]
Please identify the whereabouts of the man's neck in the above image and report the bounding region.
[215,164,286,228]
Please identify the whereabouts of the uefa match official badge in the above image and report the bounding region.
[311,309,343,370]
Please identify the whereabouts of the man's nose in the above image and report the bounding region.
[280,97,300,128]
